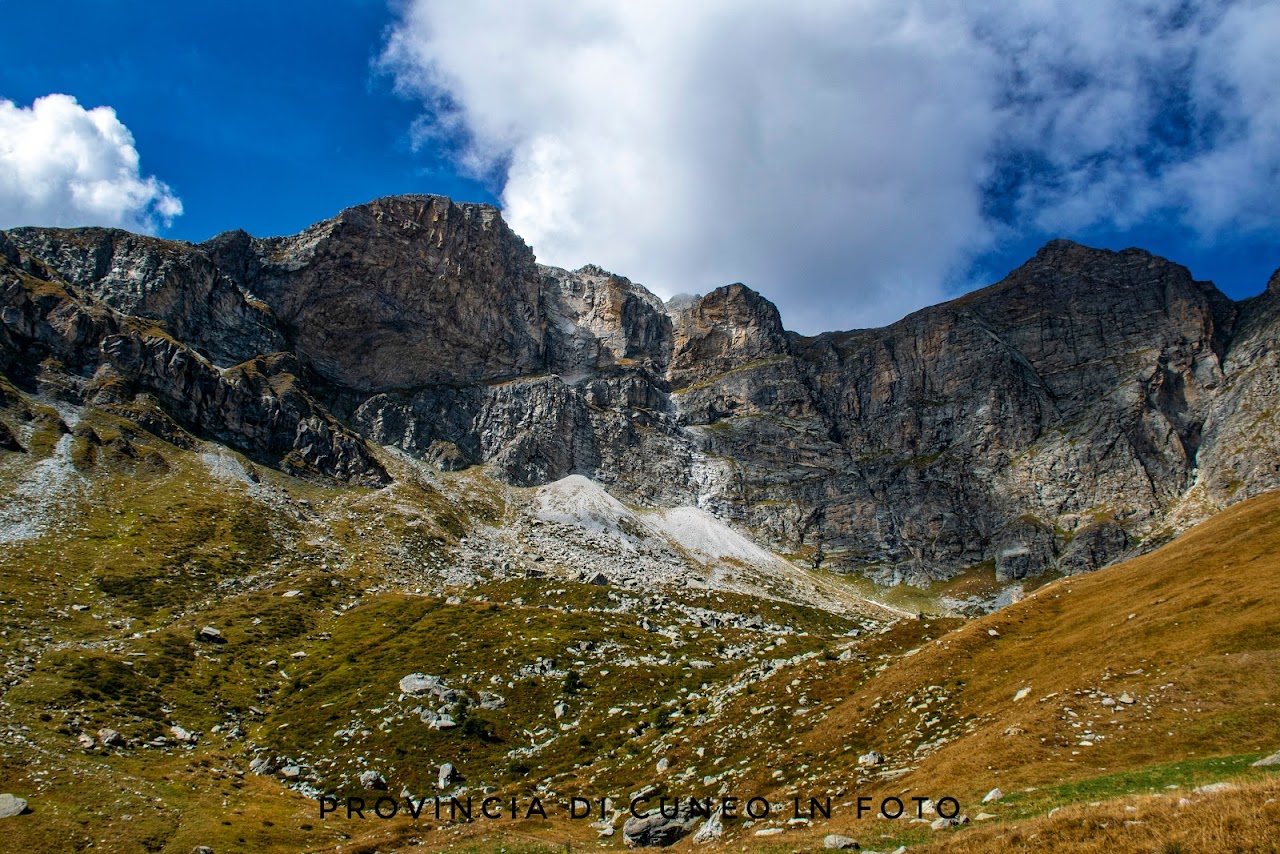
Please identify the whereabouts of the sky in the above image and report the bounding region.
[1,0,1277,334]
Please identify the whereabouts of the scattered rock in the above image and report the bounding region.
[279,765,302,779]
[0,794,28,818]
[1193,782,1236,794]
[754,827,784,836]
[76,733,94,749]
[554,701,568,719]
[975,812,997,821]
[426,713,456,730]
[1013,687,1031,702]
[477,691,506,710]
[97,728,125,747]
[623,807,700,848]
[1253,750,1280,767]
[170,726,197,744]
[630,784,661,803]
[1118,693,1136,704]
[359,770,387,790]
[824,834,860,849]
[249,756,276,775]
[982,787,1003,803]
[191,847,214,854]
[656,757,670,774]
[857,751,884,768]
[399,673,439,696]
[196,626,224,643]
[438,763,456,790]
[691,806,723,843]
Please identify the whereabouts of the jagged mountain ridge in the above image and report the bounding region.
[3,193,1279,584]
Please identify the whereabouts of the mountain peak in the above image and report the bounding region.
[3,194,1277,584]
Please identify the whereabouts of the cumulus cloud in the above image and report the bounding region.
[0,94,182,234]
[383,0,1280,332]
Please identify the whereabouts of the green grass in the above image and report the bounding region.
[953,751,1280,832]
[903,451,944,469]
[262,588,776,798]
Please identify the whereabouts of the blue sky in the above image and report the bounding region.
[1,0,1277,333]
[0,0,498,241]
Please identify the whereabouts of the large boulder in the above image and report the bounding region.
[0,794,28,818]
[622,803,702,848]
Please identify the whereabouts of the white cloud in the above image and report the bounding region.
[0,94,182,234]
[1170,0,1280,232]
[383,1,1280,332]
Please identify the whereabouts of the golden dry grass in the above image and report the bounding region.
[413,491,1280,852]
[748,490,1280,851]
[914,775,1280,854]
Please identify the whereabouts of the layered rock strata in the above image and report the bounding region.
[3,195,1278,583]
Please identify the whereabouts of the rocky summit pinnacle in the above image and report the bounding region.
[3,195,1279,584]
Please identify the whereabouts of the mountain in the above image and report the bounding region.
[4,194,1279,592]
[2,195,1280,853]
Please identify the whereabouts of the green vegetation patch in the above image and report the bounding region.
[993,752,1274,821]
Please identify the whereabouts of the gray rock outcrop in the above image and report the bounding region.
[437,762,456,790]
[0,793,28,818]
[5,196,1279,586]
[1252,750,1280,767]
[622,803,701,848]
[358,770,387,790]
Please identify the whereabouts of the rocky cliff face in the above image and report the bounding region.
[0,230,387,486]
[203,195,546,390]
[2,195,1277,585]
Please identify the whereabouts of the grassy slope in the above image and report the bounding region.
[0,393,861,852]
[2,381,1280,852]
[725,489,1280,851]
[238,490,1280,852]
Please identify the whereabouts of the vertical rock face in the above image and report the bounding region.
[2,195,1277,585]
[669,282,791,388]
[0,235,387,485]
[206,195,547,391]
[542,263,673,377]
[759,239,1237,580]
[5,227,285,366]
[1189,280,1280,508]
